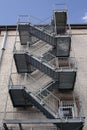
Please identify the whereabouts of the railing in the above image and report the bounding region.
[18,15,30,24]
[13,49,77,71]
[31,53,77,71]
[8,73,84,118]
[18,15,52,33]
[29,92,59,117]
[7,86,85,120]
[33,86,60,117]
[42,55,77,70]
[3,122,57,130]
[8,73,53,93]
[53,4,67,11]
[18,15,51,25]
[35,80,55,95]
[2,97,84,122]
[17,15,71,35]
[3,83,84,125]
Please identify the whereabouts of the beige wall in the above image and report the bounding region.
[72,31,87,129]
[0,29,87,129]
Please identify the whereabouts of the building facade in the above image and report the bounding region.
[0,8,87,130]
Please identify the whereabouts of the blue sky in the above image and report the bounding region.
[0,0,87,25]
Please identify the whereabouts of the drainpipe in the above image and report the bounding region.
[0,31,8,67]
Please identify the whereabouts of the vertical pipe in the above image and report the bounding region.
[3,92,9,119]
[0,31,8,69]
[2,31,8,50]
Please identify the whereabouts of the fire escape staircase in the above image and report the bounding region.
[18,23,71,57]
[9,80,59,119]
[6,9,85,130]
[14,52,77,90]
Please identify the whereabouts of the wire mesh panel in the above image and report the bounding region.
[9,87,32,107]
[54,11,67,34]
[14,53,33,73]
[58,72,76,91]
[56,36,71,57]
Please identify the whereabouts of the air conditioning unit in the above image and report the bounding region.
[59,106,74,118]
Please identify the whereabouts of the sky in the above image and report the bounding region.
[0,0,87,25]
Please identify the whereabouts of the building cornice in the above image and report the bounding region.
[0,24,87,31]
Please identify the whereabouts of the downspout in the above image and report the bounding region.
[0,31,8,67]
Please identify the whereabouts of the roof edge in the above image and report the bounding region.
[0,24,87,31]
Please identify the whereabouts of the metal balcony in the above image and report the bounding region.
[3,119,85,130]
[5,80,85,130]
[9,85,84,117]
[13,52,77,90]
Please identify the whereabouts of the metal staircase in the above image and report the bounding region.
[14,52,77,90]
[14,52,58,79]
[8,81,85,130]
[24,87,59,119]
[3,4,85,130]
[18,24,56,46]
[18,23,70,45]
[9,79,58,107]
[9,83,60,119]
[18,23,71,57]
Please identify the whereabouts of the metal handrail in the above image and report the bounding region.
[6,80,85,120]
[13,46,77,70]
[53,3,67,11]
[10,72,53,94]
[18,15,30,24]
[35,81,55,95]
[34,92,59,116]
